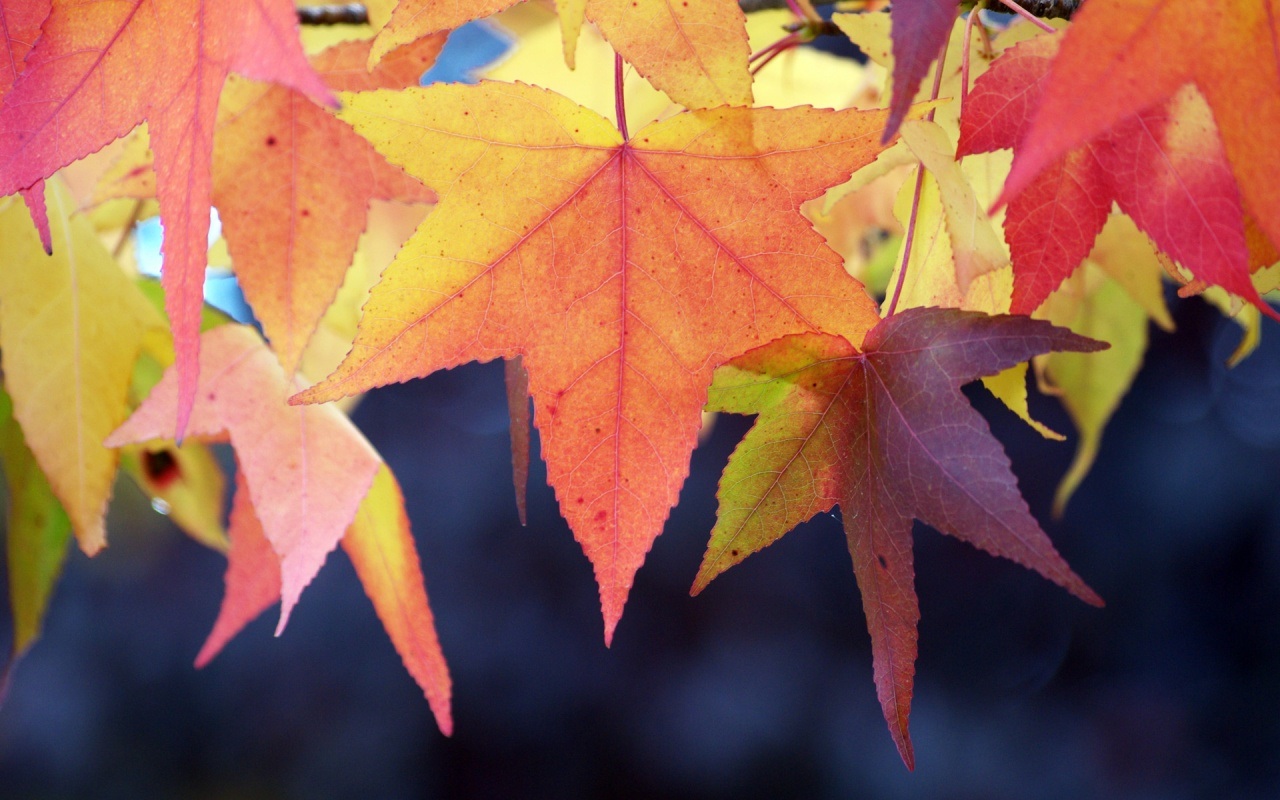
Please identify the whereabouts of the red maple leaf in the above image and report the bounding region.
[998,0,1280,296]
[212,33,442,375]
[695,307,1105,768]
[961,31,1277,317]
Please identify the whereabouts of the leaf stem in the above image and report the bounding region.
[885,28,949,318]
[750,31,804,75]
[614,52,629,141]
[885,167,927,318]
[960,1,988,116]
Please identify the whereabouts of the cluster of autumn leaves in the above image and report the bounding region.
[0,0,1276,770]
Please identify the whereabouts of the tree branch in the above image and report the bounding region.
[737,0,1083,18]
[297,4,369,25]
[296,1,1083,28]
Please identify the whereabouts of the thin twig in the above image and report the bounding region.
[960,0,989,114]
[884,27,949,317]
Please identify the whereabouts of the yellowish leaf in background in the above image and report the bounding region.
[0,182,164,554]
[1036,215,1173,513]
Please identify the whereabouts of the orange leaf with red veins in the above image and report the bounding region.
[960,32,1276,318]
[295,83,904,642]
[197,463,453,735]
[105,324,380,632]
[0,0,334,438]
[1000,0,1280,276]
[0,0,50,252]
[370,0,750,110]
[696,308,1105,768]
[214,34,441,376]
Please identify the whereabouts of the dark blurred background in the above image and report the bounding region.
[2,283,1278,800]
[4,17,1280,800]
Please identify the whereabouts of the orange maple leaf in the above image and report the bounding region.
[368,0,752,110]
[1001,0,1280,258]
[213,34,443,375]
[296,82,904,642]
[0,0,333,436]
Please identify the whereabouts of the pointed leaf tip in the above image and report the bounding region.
[896,729,915,771]
[194,470,281,669]
[343,465,453,735]
[19,183,51,254]
[602,597,621,649]
[890,716,911,773]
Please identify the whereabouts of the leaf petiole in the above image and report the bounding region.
[614,52,629,140]
[960,1,989,116]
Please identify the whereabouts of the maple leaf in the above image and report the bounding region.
[866,116,1061,442]
[961,31,1276,318]
[0,0,334,437]
[212,33,442,376]
[369,0,751,110]
[196,463,452,735]
[0,182,163,555]
[0,0,51,252]
[295,82,905,642]
[105,324,381,632]
[998,0,1280,292]
[694,307,1105,768]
